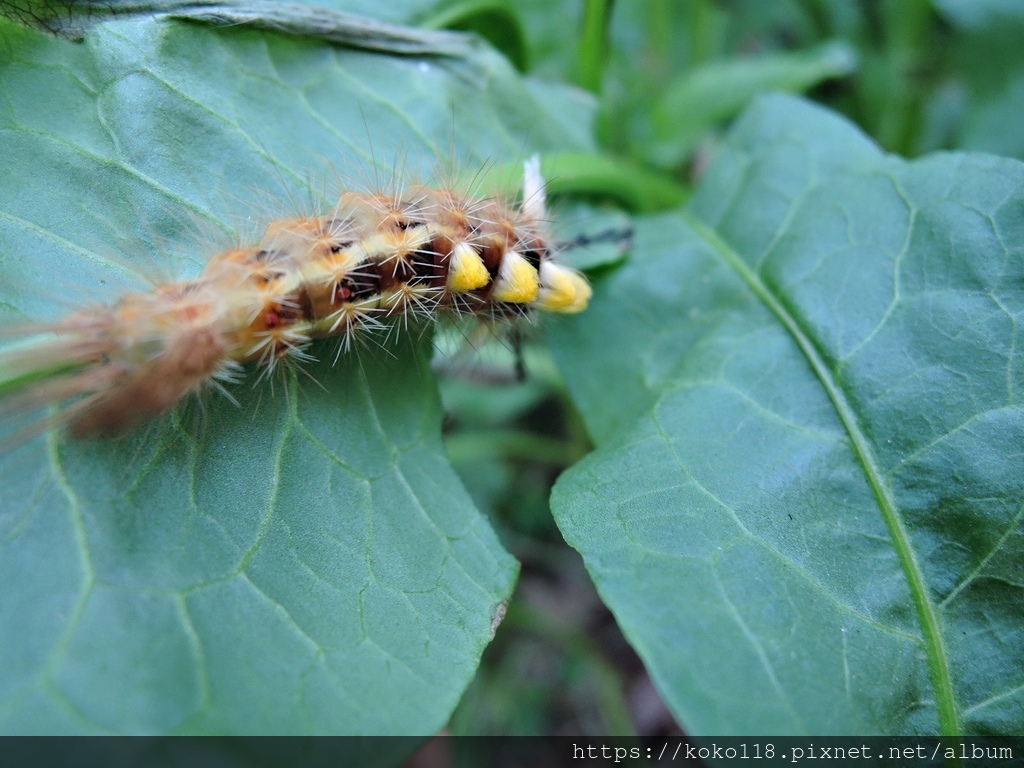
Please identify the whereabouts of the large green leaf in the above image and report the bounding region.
[0,10,595,734]
[548,94,1024,735]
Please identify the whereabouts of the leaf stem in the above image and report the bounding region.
[576,0,614,93]
[688,0,716,67]
[877,0,935,154]
[461,152,689,213]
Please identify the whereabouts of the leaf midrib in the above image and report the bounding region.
[681,210,961,736]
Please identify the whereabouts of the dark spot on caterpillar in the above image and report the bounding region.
[396,218,426,231]
[329,240,354,254]
[347,261,382,299]
[479,241,504,275]
[522,249,544,268]
[276,291,312,322]
[380,256,415,288]
[411,248,444,285]
[428,234,453,265]
[254,249,280,263]
[296,287,314,321]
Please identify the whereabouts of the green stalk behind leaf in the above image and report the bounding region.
[463,153,688,214]
[648,40,858,169]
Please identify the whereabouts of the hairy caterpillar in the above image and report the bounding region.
[0,157,591,438]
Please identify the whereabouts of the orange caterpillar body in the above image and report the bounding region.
[1,159,591,436]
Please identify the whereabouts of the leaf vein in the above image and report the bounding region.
[682,209,962,735]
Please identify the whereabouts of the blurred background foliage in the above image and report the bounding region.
[2,0,1021,739]
[426,0,1024,736]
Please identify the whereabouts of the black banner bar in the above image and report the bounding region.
[0,736,1020,768]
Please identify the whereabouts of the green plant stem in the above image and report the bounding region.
[542,153,689,212]
[878,0,934,154]
[460,152,688,213]
[576,0,614,93]
[793,0,831,40]
[688,0,716,66]
[645,0,671,67]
